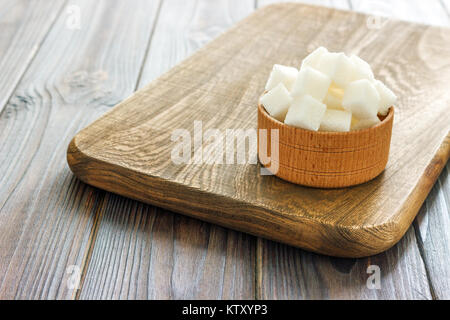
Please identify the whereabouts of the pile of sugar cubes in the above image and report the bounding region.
[260,47,397,132]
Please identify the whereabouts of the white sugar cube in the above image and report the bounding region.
[260,83,292,121]
[342,79,380,119]
[291,66,331,101]
[374,80,396,115]
[265,64,299,91]
[350,54,374,81]
[332,54,356,88]
[301,46,328,70]
[284,95,327,131]
[315,52,340,76]
[350,116,381,131]
[324,84,345,110]
[317,52,355,88]
[319,109,352,132]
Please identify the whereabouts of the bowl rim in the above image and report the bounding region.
[258,103,394,136]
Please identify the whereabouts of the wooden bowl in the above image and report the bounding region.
[257,103,394,188]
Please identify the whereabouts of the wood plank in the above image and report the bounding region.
[0,0,65,113]
[0,0,160,299]
[258,226,432,299]
[78,0,257,299]
[414,163,450,299]
[78,201,256,299]
[139,0,256,85]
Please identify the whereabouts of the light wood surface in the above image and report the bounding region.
[0,0,449,299]
[68,3,450,258]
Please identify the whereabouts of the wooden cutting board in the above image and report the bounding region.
[67,3,450,257]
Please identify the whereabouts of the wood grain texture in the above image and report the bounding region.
[138,0,256,86]
[412,0,450,301]
[416,3,450,300]
[388,1,450,300]
[79,200,255,299]
[256,0,450,300]
[258,226,432,299]
[0,0,448,300]
[68,3,450,258]
[258,104,394,188]
[0,0,160,299]
[414,163,450,299]
[77,0,257,300]
[0,0,65,113]
[258,0,449,300]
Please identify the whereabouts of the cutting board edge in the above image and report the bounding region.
[66,133,450,257]
[65,3,450,258]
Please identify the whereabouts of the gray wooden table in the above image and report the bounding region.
[0,0,448,300]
